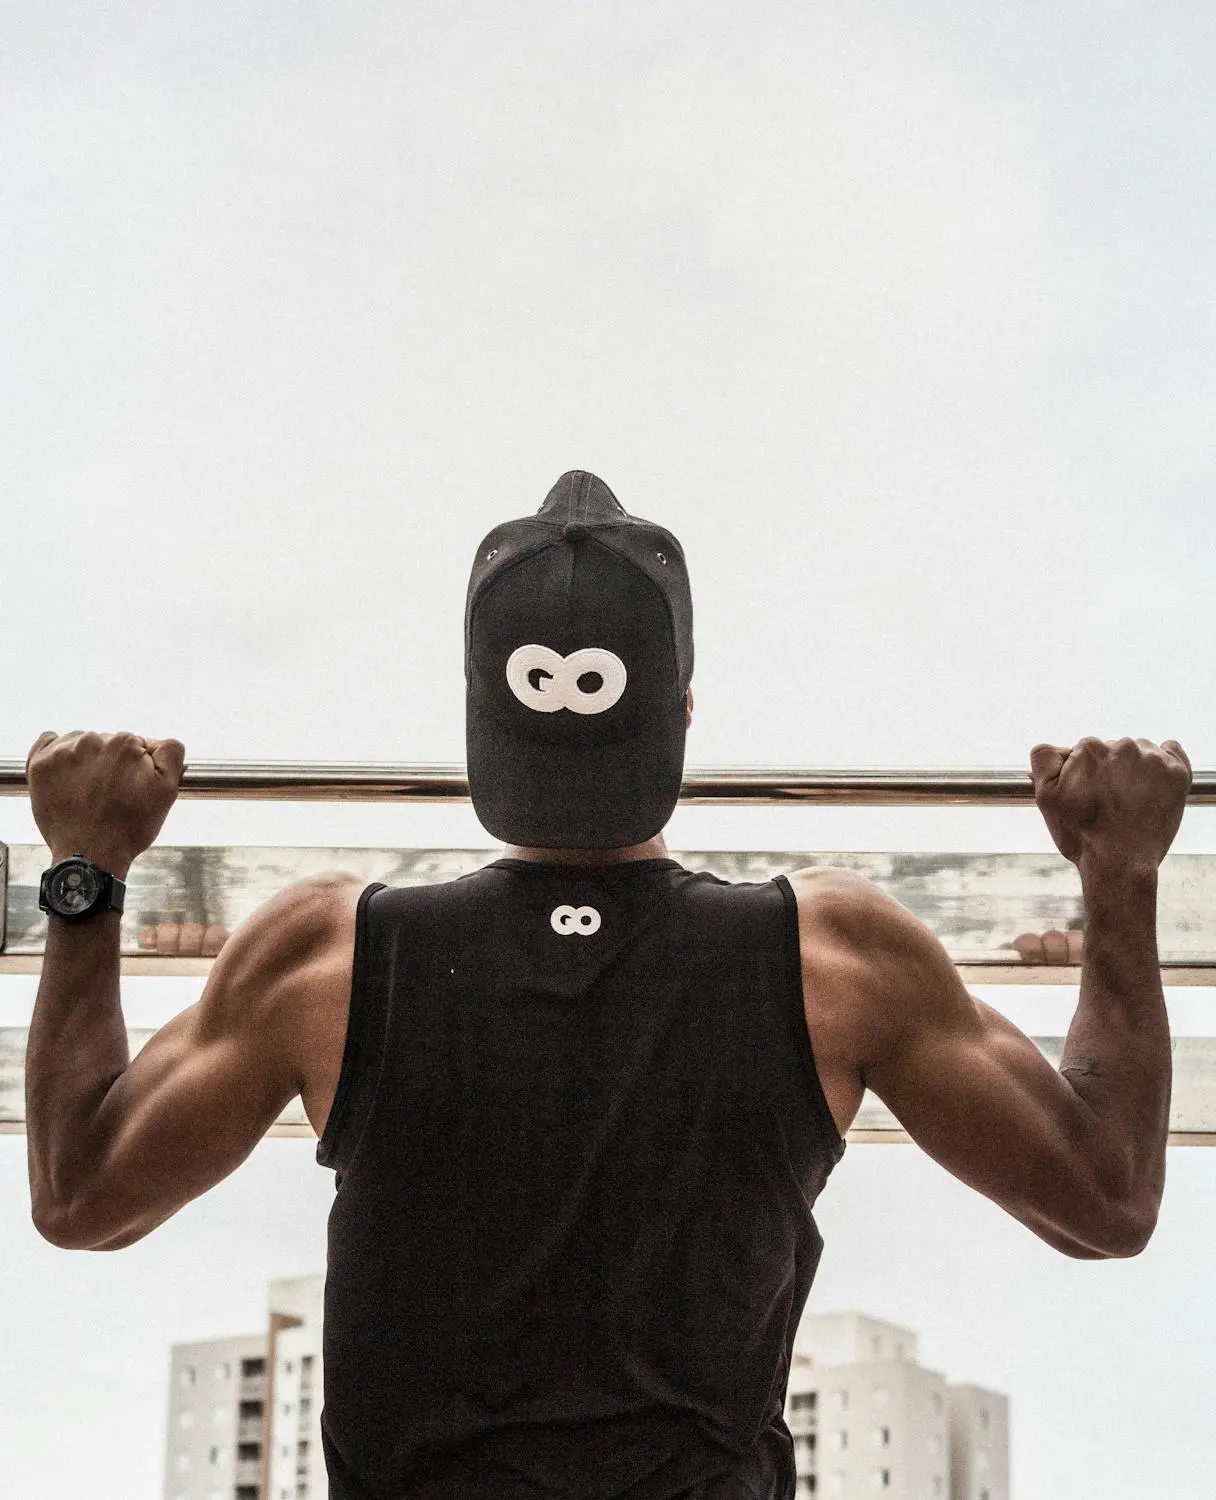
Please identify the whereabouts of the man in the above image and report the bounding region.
[25,471,1191,1498]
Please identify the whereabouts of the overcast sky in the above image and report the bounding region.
[2,3,1215,1497]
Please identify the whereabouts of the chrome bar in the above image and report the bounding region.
[5,845,1216,969]
[5,1030,1216,1141]
[2,759,1214,806]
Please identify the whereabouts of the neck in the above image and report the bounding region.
[500,832,672,866]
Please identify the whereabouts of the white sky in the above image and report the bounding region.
[2,3,1215,1497]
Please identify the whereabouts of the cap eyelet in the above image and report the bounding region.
[486,549,498,561]
[656,552,667,565]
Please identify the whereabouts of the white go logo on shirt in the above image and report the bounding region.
[506,645,627,716]
[550,905,603,937]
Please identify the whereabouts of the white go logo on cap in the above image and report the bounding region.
[507,645,627,716]
[550,905,602,937]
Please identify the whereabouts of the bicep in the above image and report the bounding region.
[54,892,317,1251]
[73,1002,299,1249]
[828,882,1128,1257]
[868,987,1112,1252]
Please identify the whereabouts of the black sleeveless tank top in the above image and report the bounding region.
[316,858,845,1499]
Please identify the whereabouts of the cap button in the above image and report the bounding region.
[563,522,589,542]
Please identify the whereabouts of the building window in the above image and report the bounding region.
[179,1367,196,1389]
[791,1391,818,1412]
[872,1385,889,1407]
[981,1491,990,1500]
[179,1411,194,1430]
[932,1391,943,1414]
[932,1478,942,1496]
[214,1406,230,1425]
[215,1362,232,1382]
[828,1475,845,1497]
[871,1335,881,1355]
[209,1445,224,1466]
[833,1390,849,1412]
[175,1454,190,1474]
[927,1434,942,1455]
[871,1426,889,1447]
[242,1358,266,1377]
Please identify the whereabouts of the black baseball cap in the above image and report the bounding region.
[465,470,694,849]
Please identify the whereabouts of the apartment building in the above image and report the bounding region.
[166,1288,1006,1500]
[785,1312,1009,1500]
[163,1275,326,1500]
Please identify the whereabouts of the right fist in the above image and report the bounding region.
[1030,737,1192,869]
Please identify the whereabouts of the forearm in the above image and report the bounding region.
[1060,857,1170,1223]
[26,907,129,1229]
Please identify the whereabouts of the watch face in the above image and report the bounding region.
[50,862,102,915]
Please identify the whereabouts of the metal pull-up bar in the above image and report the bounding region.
[2,759,1215,805]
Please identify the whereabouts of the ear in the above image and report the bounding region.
[685,686,694,730]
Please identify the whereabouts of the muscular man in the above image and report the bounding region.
[25,471,1191,1498]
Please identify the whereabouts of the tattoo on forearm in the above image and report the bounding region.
[1061,1056,1104,1081]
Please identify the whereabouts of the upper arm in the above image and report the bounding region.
[791,869,1148,1259]
[45,874,360,1251]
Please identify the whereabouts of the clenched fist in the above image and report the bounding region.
[26,730,185,877]
[1030,736,1192,872]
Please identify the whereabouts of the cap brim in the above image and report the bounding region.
[467,695,687,849]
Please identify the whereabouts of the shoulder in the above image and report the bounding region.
[785,866,936,959]
[783,865,963,1065]
[233,870,364,963]
[199,873,365,1030]
[784,865,907,949]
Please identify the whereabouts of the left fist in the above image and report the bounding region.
[26,730,186,876]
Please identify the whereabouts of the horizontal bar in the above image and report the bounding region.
[6,846,1216,968]
[2,759,1213,806]
[3,956,1215,984]
[4,1031,1214,1141]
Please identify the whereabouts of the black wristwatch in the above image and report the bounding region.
[39,854,126,923]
